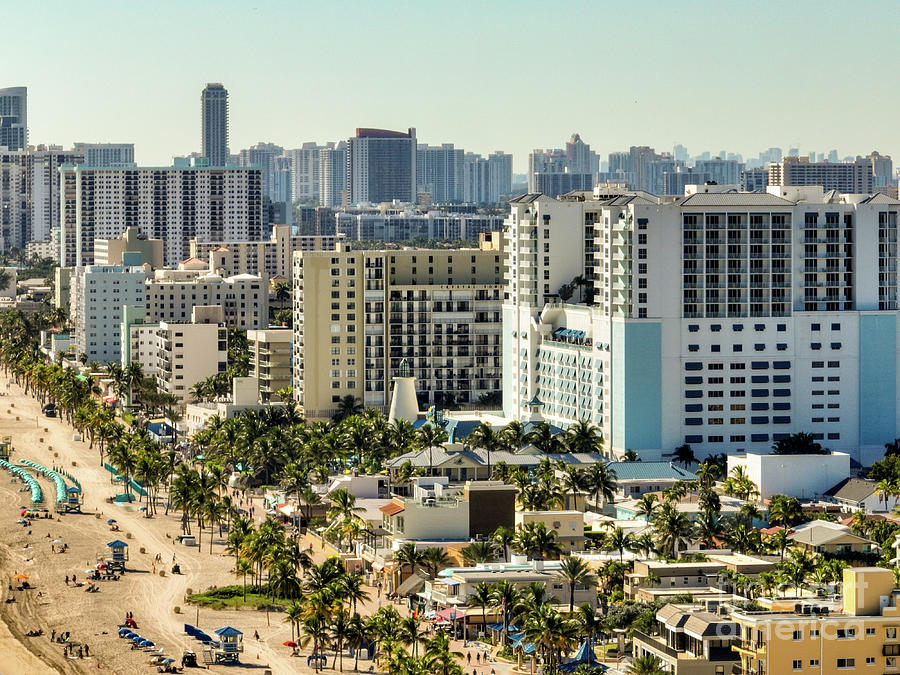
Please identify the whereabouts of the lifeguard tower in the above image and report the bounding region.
[204,626,243,664]
[0,436,12,461]
[64,486,82,512]
[106,539,129,572]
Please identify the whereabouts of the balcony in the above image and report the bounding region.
[632,631,679,659]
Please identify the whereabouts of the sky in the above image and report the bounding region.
[11,0,900,172]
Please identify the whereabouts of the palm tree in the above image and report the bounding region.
[693,509,724,549]
[399,615,422,658]
[489,579,521,639]
[653,502,691,559]
[467,581,493,640]
[235,557,254,602]
[395,542,424,580]
[605,527,634,562]
[560,466,586,511]
[514,522,564,560]
[300,613,330,673]
[421,547,452,578]
[346,613,368,673]
[522,603,574,672]
[332,395,363,423]
[460,541,497,565]
[629,654,666,674]
[339,573,370,614]
[273,281,291,311]
[768,494,803,528]
[493,525,515,562]
[465,422,504,479]
[416,423,449,477]
[501,420,528,452]
[525,422,564,454]
[666,443,696,468]
[564,420,604,455]
[634,493,660,522]
[330,607,352,671]
[285,599,304,642]
[633,532,657,559]
[327,488,364,551]
[585,462,617,510]
[555,556,596,613]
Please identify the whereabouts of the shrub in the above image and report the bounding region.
[173,606,181,614]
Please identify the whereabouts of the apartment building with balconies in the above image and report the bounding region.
[731,567,900,675]
[145,267,268,330]
[293,241,503,420]
[154,314,227,405]
[247,327,292,402]
[189,225,343,281]
[58,161,263,267]
[503,185,900,464]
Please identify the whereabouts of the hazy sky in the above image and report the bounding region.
[12,0,900,171]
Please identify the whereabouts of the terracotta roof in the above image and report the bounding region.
[379,501,405,516]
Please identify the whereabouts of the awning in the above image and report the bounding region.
[372,563,384,572]
[276,503,295,516]
[443,579,460,586]
[436,608,466,621]
[379,502,405,516]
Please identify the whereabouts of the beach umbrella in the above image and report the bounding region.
[16,519,25,524]
[96,563,108,569]
[283,640,298,647]
[52,539,64,544]
[142,641,154,647]
[84,569,95,574]
[161,658,174,664]
[123,632,136,639]
[132,636,143,643]
[138,506,147,511]
[107,519,116,523]
[12,574,28,580]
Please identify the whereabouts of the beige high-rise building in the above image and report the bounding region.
[155,308,228,405]
[247,328,292,402]
[189,225,343,282]
[293,241,503,419]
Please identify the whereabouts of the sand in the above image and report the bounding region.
[0,380,324,675]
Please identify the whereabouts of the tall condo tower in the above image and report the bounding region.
[201,83,229,167]
[0,87,27,150]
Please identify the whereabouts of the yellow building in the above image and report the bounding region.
[293,241,503,419]
[732,567,900,674]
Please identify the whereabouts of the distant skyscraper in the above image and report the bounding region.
[348,128,416,204]
[201,83,229,167]
[673,144,689,163]
[416,143,465,203]
[72,143,135,167]
[694,158,745,186]
[0,87,27,150]
[239,142,284,201]
[565,133,598,179]
[867,151,894,188]
[319,142,347,208]
[290,143,323,203]
[769,156,873,193]
[487,151,513,201]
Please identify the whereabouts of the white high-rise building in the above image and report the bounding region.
[239,142,284,201]
[416,143,465,203]
[289,142,322,203]
[72,143,135,167]
[58,161,264,267]
[70,260,150,364]
[319,142,347,208]
[29,146,84,242]
[504,185,900,466]
[0,150,29,251]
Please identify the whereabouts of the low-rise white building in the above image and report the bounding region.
[184,376,279,435]
[727,450,850,500]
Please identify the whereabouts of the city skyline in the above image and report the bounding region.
[10,0,900,172]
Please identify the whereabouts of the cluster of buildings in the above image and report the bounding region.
[503,183,900,466]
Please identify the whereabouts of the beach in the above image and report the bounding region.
[0,380,322,675]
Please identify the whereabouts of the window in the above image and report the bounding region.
[733,344,743,352]
[792,659,802,670]
[711,324,722,332]
[811,342,821,350]
[688,324,699,332]
[836,658,854,668]
[866,628,876,636]
[887,627,897,640]
[836,628,856,639]
[810,629,819,638]
[812,323,821,331]
[711,345,720,352]
[828,361,840,368]
[809,658,819,667]
[832,323,841,330]
[777,323,787,331]
[733,324,744,331]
